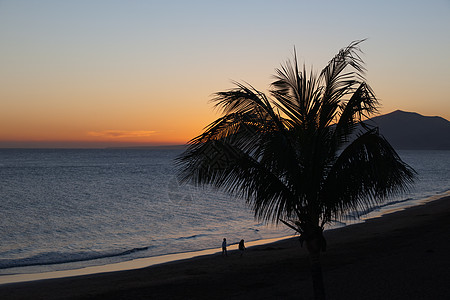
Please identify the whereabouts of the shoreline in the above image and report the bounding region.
[0,236,294,285]
[1,190,449,286]
[0,194,449,299]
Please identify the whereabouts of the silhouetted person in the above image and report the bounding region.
[238,239,246,257]
[222,238,228,256]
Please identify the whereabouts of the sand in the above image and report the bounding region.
[1,196,449,299]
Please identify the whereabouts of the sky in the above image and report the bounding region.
[1,0,449,148]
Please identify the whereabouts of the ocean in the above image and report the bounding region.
[0,148,449,279]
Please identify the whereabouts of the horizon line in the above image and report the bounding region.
[0,141,188,149]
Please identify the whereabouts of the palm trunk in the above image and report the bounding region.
[308,250,325,300]
[305,228,327,300]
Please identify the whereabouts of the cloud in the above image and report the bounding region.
[88,130,157,139]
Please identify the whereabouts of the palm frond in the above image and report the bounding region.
[176,137,299,223]
[212,81,286,132]
[318,39,368,129]
[333,82,378,147]
[321,129,416,222]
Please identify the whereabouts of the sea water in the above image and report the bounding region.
[0,148,449,278]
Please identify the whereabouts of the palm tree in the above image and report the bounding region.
[176,40,415,299]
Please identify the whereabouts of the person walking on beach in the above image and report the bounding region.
[238,239,246,257]
[222,238,228,256]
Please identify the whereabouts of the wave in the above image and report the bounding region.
[0,246,151,270]
[175,234,209,240]
[344,197,416,220]
[247,227,260,232]
[344,191,450,221]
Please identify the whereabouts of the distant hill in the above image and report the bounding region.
[365,110,450,150]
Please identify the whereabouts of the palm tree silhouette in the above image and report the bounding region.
[176,40,415,299]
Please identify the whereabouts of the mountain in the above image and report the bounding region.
[365,110,450,150]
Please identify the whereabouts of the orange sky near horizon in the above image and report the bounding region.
[1,1,449,148]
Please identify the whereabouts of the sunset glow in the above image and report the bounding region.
[1,1,449,148]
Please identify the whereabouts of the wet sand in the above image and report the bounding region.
[1,196,449,299]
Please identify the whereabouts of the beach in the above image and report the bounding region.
[1,196,449,299]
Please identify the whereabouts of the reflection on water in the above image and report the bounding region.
[0,149,448,280]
